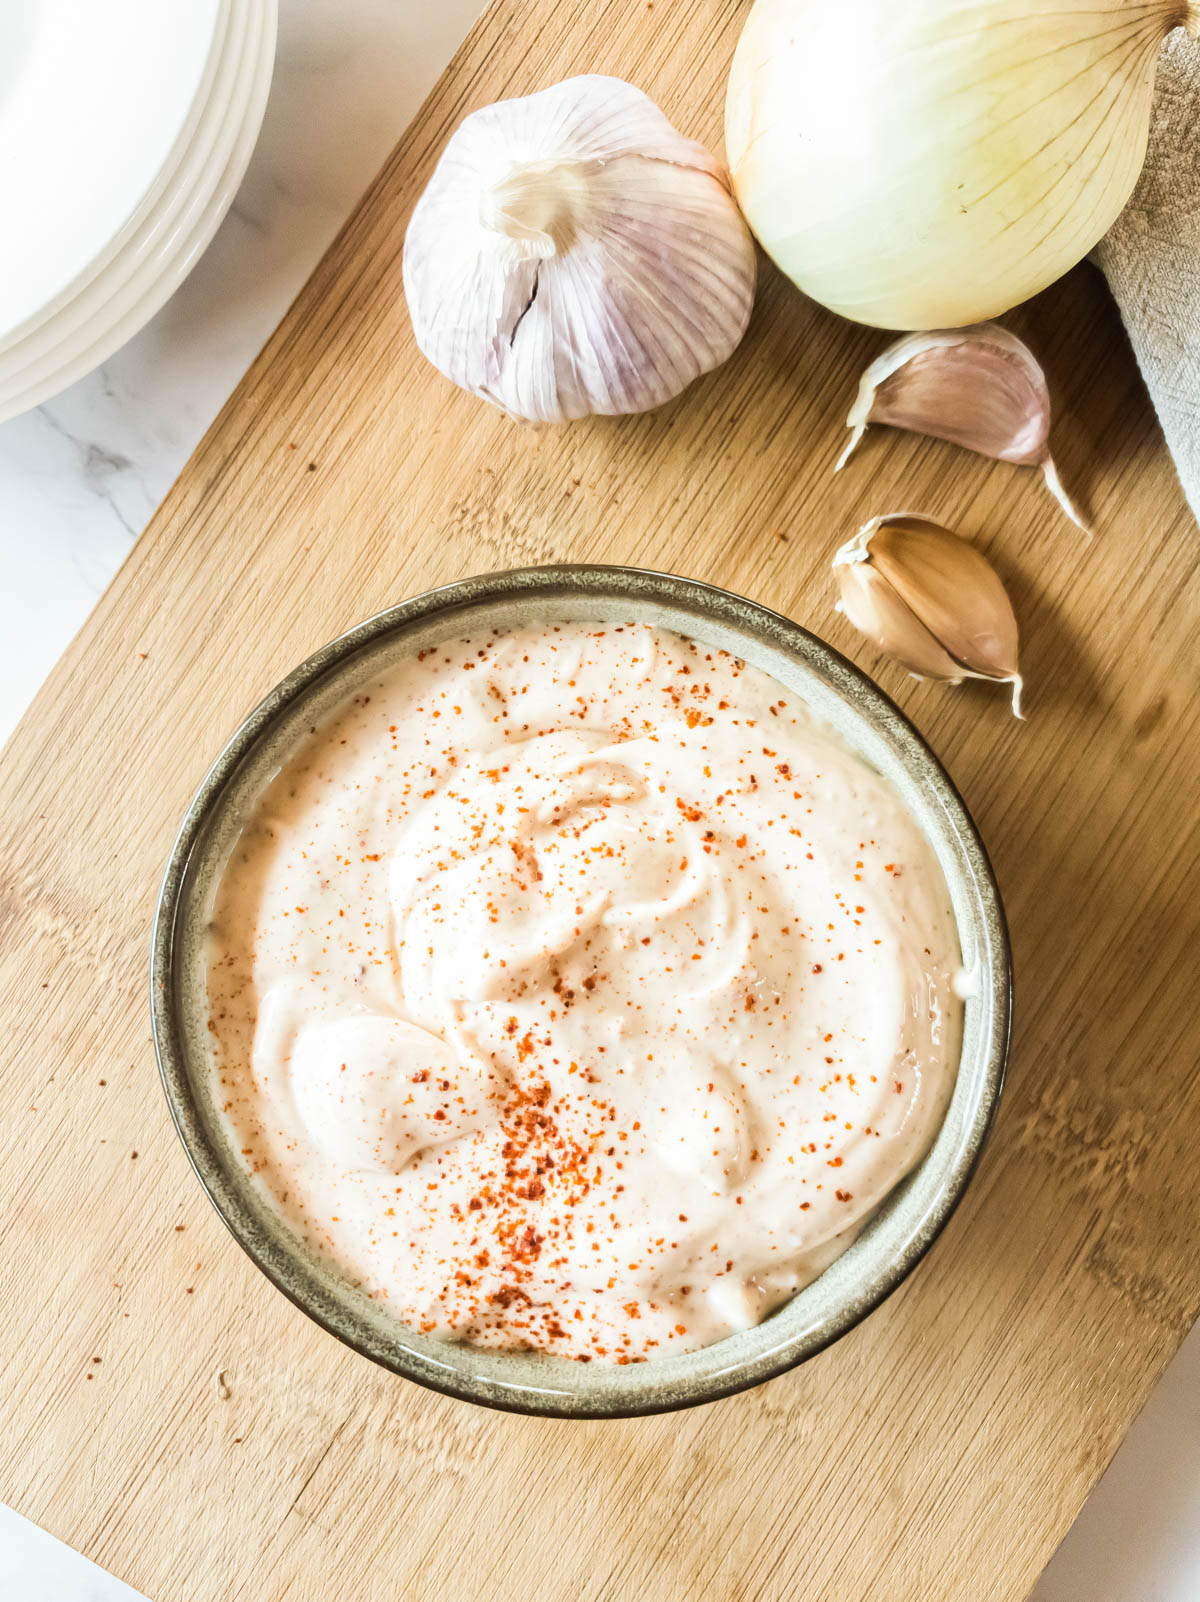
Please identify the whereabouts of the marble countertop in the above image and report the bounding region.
[1,1,1197,1596]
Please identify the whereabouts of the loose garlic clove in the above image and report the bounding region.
[833,514,1024,716]
[402,76,757,425]
[836,325,1090,534]
[836,554,967,682]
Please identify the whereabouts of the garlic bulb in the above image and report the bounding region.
[834,514,1024,714]
[403,76,757,423]
[838,325,1090,532]
[726,0,1199,330]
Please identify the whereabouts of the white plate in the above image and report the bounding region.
[0,0,224,336]
[0,0,276,421]
[0,0,236,359]
[0,1,273,420]
[0,0,255,394]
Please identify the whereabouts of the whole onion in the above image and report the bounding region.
[725,0,1199,329]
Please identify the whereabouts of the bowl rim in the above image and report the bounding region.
[151,563,1011,1417]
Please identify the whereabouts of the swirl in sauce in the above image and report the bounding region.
[206,624,962,1362]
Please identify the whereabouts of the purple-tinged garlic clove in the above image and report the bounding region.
[836,325,1090,534]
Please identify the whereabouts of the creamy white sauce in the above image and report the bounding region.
[207,623,961,1362]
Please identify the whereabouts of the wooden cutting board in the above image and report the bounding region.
[2,2,1198,1597]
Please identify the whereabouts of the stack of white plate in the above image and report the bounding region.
[0,0,276,424]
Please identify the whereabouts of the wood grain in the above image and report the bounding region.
[1,2,1198,1598]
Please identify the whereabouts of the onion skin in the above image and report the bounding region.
[726,0,1195,330]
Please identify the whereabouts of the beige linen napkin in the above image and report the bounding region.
[1097,31,1200,518]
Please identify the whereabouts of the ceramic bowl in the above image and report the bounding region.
[151,565,1011,1417]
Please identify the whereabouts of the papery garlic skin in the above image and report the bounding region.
[836,551,967,682]
[839,328,1048,468]
[726,0,1197,331]
[403,76,757,424]
[837,325,1090,532]
[834,515,1024,715]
